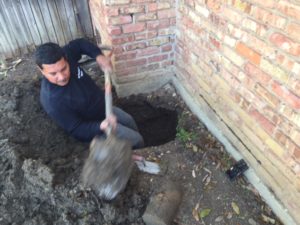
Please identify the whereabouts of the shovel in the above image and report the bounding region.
[81,70,134,200]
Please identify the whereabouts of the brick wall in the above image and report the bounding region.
[175,0,300,222]
[89,0,176,96]
[89,0,300,222]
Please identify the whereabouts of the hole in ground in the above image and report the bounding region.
[116,97,178,147]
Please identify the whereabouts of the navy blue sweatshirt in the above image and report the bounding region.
[40,38,106,142]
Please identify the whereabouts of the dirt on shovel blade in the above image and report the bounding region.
[81,135,133,200]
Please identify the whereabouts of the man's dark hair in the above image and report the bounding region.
[34,42,65,69]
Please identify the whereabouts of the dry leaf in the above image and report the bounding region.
[192,203,200,221]
[227,212,233,219]
[204,175,211,186]
[199,208,211,218]
[231,202,240,215]
[261,214,275,224]
[203,167,212,174]
[192,170,196,178]
[215,216,223,222]
[248,218,257,225]
[192,144,198,152]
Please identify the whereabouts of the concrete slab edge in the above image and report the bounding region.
[171,76,297,225]
[114,70,173,97]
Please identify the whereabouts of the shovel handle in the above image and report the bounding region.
[104,70,113,135]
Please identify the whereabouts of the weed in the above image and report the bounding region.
[176,127,197,143]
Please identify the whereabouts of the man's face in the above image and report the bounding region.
[40,57,71,86]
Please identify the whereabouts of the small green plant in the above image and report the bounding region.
[176,127,196,143]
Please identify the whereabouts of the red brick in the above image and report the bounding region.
[232,0,251,13]
[275,54,295,72]
[116,67,138,76]
[286,23,300,42]
[162,44,172,52]
[137,46,160,56]
[122,23,145,33]
[136,13,157,21]
[255,84,280,108]
[159,19,170,29]
[147,21,159,30]
[288,76,300,97]
[115,58,147,70]
[221,70,240,88]
[112,35,135,45]
[170,18,176,26]
[209,13,227,30]
[262,106,281,125]
[113,46,124,54]
[132,0,155,3]
[106,8,119,16]
[162,60,173,67]
[271,81,300,110]
[249,109,275,135]
[247,0,275,8]
[222,7,240,24]
[148,54,168,63]
[236,42,261,65]
[126,42,147,50]
[250,6,286,29]
[210,36,220,49]
[205,0,221,12]
[140,63,160,72]
[120,6,145,14]
[115,51,137,61]
[147,30,157,38]
[269,33,300,57]
[294,146,300,161]
[278,1,300,21]
[148,3,158,12]
[244,63,272,85]
[157,9,176,19]
[148,2,171,12]
[107,26,122,36]
[110,16,132,25]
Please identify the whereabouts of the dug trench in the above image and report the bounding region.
[0,57,283,225]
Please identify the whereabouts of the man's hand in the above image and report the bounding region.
[100,114,117,133]
[96,55,112,73]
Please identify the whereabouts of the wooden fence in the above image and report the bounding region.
[0,0,94,59]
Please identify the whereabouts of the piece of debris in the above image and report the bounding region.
[226,159,248,180]
[231,202,240,215]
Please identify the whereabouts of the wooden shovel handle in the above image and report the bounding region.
[104,70,113,135]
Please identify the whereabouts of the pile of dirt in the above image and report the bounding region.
[0,55,283,225]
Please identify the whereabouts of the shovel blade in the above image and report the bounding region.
[81,135,133,200]
[135,160,161,175]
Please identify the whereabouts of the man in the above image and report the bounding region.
[35,38,144,149]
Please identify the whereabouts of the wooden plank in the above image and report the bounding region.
[0,0,21,55]
[11,0,35,53]
[20,0,42,45]
[63,0,81,39]
[74,0,94,38]
[46,0,66,45]
[36,0,58,43]
[28,0,50,43]
[55,0,73,43]
[0,8,15,57]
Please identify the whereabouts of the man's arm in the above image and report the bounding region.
[66,38,112,72]
[47,104,104,142]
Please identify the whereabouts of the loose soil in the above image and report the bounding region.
[0,55,283,225]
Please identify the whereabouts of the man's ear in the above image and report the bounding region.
[37,65,46,76]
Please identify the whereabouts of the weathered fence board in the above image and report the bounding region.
[0,0,94,59]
